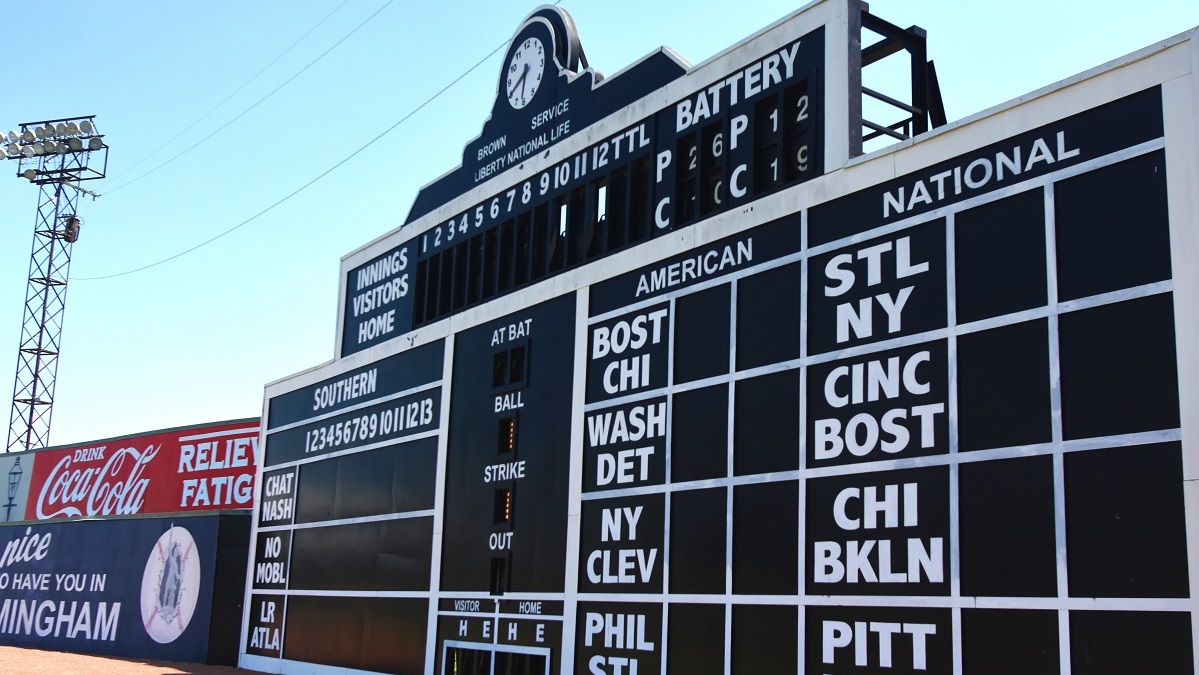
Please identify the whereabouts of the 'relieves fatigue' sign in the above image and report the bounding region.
[23,419,260,520]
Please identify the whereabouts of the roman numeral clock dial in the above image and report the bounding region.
[506,36,545,110]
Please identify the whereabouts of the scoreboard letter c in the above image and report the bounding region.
[655,198,671,229]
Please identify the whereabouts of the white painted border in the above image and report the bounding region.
[1162,31,1199,668]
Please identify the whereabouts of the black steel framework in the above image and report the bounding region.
[2,116,107,453]
[859,7,947,146]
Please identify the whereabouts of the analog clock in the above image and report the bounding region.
[506,36,546,110]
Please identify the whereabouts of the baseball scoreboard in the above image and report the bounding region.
[241,2,1199,673]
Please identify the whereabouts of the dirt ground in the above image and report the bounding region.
[0,646,268,675]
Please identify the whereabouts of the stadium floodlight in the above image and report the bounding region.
[2,114,107,454]
[2,116,107,174]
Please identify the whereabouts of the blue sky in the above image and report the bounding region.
[1,0,1197,447]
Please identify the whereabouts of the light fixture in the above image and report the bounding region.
[4,458,22,521]
[21,169,35,180]
[62,216,81,243]
[2,116,107,181]
[7,459,22,501]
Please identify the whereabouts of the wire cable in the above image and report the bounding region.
[104,0,394,195]
[107,0,352,183]
[76,39,511,281]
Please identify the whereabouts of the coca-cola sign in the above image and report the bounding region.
[22,419,260,521]
[36,444,158,518]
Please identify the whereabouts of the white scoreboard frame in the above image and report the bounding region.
[241,0,1199,670]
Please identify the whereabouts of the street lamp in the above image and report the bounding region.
[4,457,22,520]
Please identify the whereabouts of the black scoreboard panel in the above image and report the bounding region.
[245,5,1199,674]
[247,343,445,672]
[439,294,576,595]
[573,85,1189,674]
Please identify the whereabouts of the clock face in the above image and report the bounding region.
[506,36,546,110]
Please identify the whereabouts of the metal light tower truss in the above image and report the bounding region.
[1,117,107,453]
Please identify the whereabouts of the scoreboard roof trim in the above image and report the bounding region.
[262,355,337,391]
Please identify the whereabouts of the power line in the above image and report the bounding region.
[104,0,394,195]
[76,38,511,281]
[107,0,353,183]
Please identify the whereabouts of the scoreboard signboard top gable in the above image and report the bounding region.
[338,2,842,357]
[242,1,1199,673]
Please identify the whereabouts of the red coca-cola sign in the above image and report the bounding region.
[24,419,260,520]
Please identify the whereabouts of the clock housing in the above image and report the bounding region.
[506,35,546,110]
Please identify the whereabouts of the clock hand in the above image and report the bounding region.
[509,63,529,99]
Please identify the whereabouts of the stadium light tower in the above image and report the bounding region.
[1,116,108,453]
